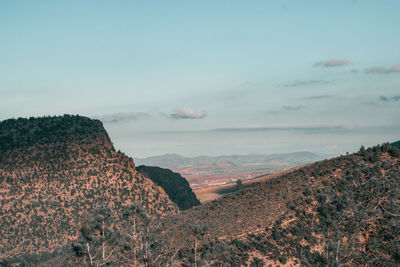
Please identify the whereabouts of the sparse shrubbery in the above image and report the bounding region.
[2,116,400,266]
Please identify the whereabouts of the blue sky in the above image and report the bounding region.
[1,1,399,157]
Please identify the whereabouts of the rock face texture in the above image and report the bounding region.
[136,165,201,210]
[0,115,177,258]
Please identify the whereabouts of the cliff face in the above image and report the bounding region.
[0,115,178,258]
[136,165,201,210]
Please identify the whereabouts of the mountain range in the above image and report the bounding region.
[1,115,399,266]
[136,152,326,170]
[136,152,327,189]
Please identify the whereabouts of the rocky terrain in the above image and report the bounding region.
[0,115,178,260]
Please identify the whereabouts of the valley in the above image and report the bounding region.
[136,152,326,190]
[1,115,399,266]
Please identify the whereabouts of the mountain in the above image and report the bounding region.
[15,141,400,266]
[2,117,399,266]
[136,152,324,170]
[159,142,400,266]
[136,152,327,189]
[136,165,200,210]
[0,115,178,259]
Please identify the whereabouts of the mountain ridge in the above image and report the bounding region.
[0,115,178,259]
[135,151,325,169]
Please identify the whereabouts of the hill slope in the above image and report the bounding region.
[136,165,200,210]
[0,115,178,259]
[159,142,400,266]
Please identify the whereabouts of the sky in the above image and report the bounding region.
[1,1,400,157]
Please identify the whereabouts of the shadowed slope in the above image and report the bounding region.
[136,165,200,210]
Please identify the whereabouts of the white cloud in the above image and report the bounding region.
[169,107,207,119]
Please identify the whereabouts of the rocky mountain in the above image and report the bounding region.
[0,115,178,259]
[136,165,200,210]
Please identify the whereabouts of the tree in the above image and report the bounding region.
[236,179,243,188]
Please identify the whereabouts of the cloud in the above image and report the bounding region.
[350,69,358,73]
[98,112,151,123]
[304,95,332,100]
[282,80,331,87]
[154,125,357,135]
[282,105,305,110]
[379,95,400,102]
[211,125,354,133]
[365,64,400,74]
[313,59,351,67]
[169,107,207,119]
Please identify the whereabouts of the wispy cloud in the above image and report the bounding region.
[211,125,355,133]
[365,64,400,74]
[304,95,332,100]
[97,112,151,123]
[350,69,358,73]
[313,59,351,67]
[282,80,331,87]
[379,95,400,102]
[169,107,207,119]
[282,105,305,110]
[154,125,357,135]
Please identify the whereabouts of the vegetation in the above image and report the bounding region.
[159,142,400,266]
[136,166,201,210]
[0,115,177,259]
[1,115,400,266]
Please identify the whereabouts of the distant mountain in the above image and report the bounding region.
[135,152,324,169]
[136,152,327,188]
[136,166,200,210]
[0,115,178,259]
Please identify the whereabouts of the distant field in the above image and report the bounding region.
[194,165,306,203]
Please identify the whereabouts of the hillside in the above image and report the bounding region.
[392,140,400,147]
[28,141,400,266]
[0,115,178,259]
[2,118,399,266]
[157,142,400,266]
[136,165,201,210]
